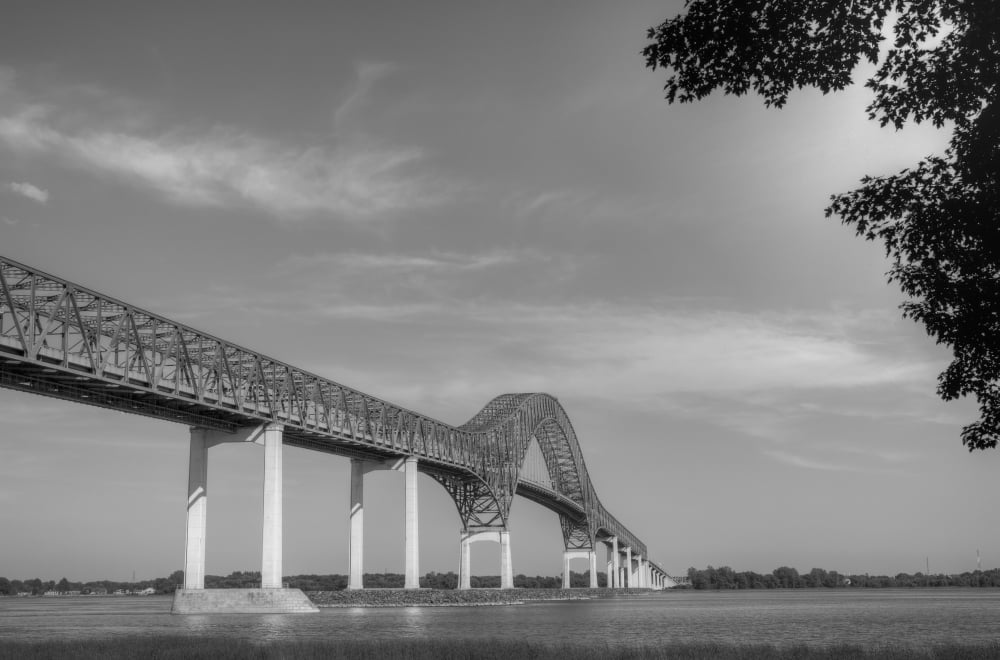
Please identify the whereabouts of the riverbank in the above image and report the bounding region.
[306,587,648,607]
[2,637,999,659]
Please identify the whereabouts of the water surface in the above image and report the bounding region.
[3,589,999,648]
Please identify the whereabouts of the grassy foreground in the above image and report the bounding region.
[2,638,1000,659]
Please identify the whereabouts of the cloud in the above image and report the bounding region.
[262,248,572,309]
[5,181,49,203]
[294,298,935,410]
[466,305,930,396]
[333,61,399,134]
[174,263,934,404]
[276,249,528,276]
[762,445,913,474]
[764,449,854,471]
[0,75,444,220]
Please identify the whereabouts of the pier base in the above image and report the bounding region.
[171,588,318,614]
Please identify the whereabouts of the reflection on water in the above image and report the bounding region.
[3,590,1000,648]
[397,606,429,639]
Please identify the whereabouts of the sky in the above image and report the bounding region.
[1,1,995,584]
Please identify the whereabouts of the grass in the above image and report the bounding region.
[2,638,1000,660]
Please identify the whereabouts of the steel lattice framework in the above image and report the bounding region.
[0,255,649,558]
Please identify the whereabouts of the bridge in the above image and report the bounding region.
[0,255,674,610]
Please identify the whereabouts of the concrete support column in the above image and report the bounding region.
[500,530,513,589]
[260,423,283,589]
[607,561,614,588]
[180,424,285,594]
[624,547,632,588]
[404,456,420,589]
[459,531,473,589]
[348,459,365,590]
[459,528,512,589]
[183,429,209,590]
[346,456,419,590]
[610,537,619,589]
[561,549,593,588]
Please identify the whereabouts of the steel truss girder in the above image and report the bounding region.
[0,255,648,557]
[431,473,507,530]
[559,514,595,551]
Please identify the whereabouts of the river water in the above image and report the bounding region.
[2,589,1000,649]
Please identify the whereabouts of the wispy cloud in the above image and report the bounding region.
[167,268,935,404]
[762,446,912,474]
[5,181,49,203]
[298,298,936,412]
[276,249,530,275]
[333,61,399,135]
[764,449,863,472]
[469,305,931,396]
[0,72,445,220]
[263,248,572,308]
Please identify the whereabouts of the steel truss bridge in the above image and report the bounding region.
[0,255,670,590]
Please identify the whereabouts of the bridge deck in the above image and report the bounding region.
[0,255,650,557]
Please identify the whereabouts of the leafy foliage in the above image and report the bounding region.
[644,1,1000,449]
[0,571,607,594]
[686,565,1000,589]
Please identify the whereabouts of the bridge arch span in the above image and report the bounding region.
[457,393,645,556]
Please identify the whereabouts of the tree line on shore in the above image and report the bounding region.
[686,566,1000,589]
[12,566,998,594]
[0,570,607,595]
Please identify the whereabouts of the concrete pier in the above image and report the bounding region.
[609,536,619,589]
[500,530,513,589]
[261,424,283,589]
[183,429,210,590]
[347,456,421,590]
[348,459,365,589]
[174,423,316,614]
[404,456,420,589]
[561,549,596,589]
[460,528,514,589]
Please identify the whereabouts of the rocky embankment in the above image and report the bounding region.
[308,588,648,607]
